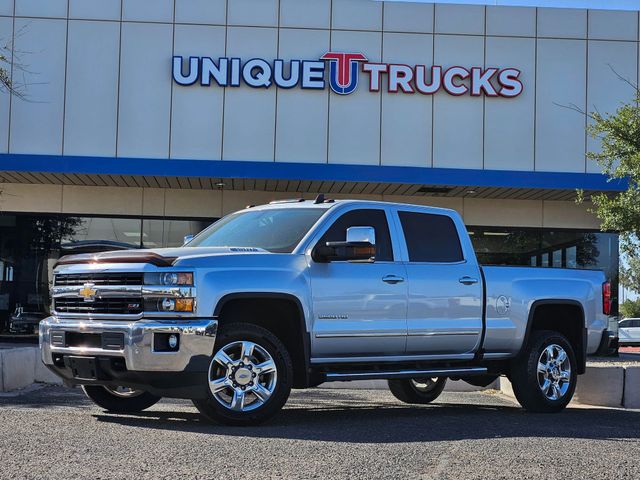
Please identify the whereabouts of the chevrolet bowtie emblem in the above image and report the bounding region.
[79,283,97,302]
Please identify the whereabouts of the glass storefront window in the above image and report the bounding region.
[0,213,215,338]
[142,219,211,248]
[62,217,142,250]
[141,219,164,248]
[468,226,620,314]
[541,253,549,267]
[469,228,541,266]
[566,246,577,268]
[0,213,621,338]
[0,214,69,337]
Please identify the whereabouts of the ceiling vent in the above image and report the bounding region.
[415,186,453,194]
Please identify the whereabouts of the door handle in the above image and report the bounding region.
[459,276,479,285]
[382,275,405,284]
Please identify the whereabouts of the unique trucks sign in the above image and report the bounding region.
[172,52,523,98]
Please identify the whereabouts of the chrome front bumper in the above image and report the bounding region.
[40,316,217,372]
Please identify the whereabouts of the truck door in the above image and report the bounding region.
[394,209,483,356]
[308,207,408,358]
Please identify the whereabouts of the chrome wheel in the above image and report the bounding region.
[537,344,571,401]
[208,340,278,412]
[104,386,144,398]
[411,378,440,393]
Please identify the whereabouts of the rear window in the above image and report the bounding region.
[398,211,464,263]
[620,319,640,328]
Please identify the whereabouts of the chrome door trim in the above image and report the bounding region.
[407,331,480,337]
[314,332,406,338]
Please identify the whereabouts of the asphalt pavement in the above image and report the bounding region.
[1,385,639,479]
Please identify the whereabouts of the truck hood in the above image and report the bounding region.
[55,246,271,267]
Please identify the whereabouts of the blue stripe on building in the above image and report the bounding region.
[0,154,627,191]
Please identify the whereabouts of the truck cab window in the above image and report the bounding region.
[399,211,463,262]
[317,209,393,262]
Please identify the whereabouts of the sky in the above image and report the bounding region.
[384,0,640,11]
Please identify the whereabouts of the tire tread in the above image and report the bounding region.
[387,378,447,404]
[82,385,160,413]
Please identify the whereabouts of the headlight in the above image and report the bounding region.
[144,272,194,286]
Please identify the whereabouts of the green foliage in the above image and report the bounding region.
[619,298,640,319]
[584,81,640,293]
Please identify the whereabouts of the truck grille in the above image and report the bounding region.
[54,273,143,286]
[54,297,143,315]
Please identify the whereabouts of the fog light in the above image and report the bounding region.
[153,333,180,352]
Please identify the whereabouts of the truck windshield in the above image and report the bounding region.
[187,208,326,253]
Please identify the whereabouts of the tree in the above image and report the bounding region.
[0,36,15,96]
[580,77,640,293]
[619,298,640,319]
[0,28,29,100]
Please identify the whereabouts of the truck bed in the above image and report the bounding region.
[481,265,608,357]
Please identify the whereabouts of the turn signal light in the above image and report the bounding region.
[602,281,611,315]
[175,298,194,312]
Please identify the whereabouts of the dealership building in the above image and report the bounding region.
[0,0,633,333]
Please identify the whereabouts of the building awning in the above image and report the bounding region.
[0,154,627,201]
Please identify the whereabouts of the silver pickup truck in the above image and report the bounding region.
[40,199,612,425]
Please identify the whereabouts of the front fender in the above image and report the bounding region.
[191,254,312,333]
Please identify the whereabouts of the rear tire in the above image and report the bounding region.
[193,322,293,426]
[388,377,447,404]
[510,330,577,413]
[82,385,160,413]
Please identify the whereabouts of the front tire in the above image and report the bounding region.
[510,330,577,413]
[82,385,161,413]
[193,323,293,426]
[388,377,447,404]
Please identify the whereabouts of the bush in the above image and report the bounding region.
[619,299,640,319]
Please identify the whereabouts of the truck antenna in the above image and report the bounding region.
[314,193,325,204]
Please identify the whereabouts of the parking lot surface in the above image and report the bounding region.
[1,385,639,479]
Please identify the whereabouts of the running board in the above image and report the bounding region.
[324,367,488,382]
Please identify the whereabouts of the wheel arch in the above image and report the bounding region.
[523,299,587,374]
[213,292,312,388]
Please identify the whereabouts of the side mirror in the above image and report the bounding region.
[345,226,375,245]
[183,234,194,245]
[313,226,376,263]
